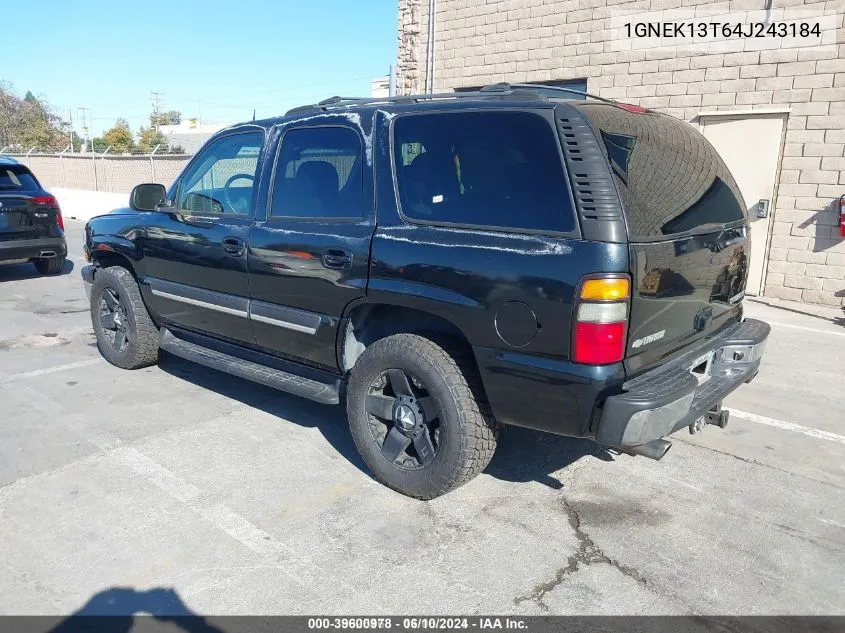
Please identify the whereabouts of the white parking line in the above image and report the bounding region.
[730,408,845,446]
[3,381,369,607]
[766,320,845,338]
[1,358,102,381]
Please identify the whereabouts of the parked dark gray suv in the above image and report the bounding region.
[0,157,67,275]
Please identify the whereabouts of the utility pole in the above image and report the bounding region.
[77,108,90,152]
[78,107,97,189]
[151,91,163,132]
[68,108,74,153]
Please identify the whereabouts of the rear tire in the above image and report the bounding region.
[346,334,497,499]
[90,266,159,369]
[34,255,65,275]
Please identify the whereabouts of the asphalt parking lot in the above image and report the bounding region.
[1,219,844,616]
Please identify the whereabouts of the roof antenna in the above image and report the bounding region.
[252,109,256,121]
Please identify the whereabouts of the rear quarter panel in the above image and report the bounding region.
[370,110,629,436]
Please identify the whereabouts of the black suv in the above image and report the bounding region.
[81,85,769,499]
[0,157,67,274]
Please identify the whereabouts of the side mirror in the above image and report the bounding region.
[130,183,167,212]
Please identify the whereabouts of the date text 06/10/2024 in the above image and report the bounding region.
[306,617,528,630]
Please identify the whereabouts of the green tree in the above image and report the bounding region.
[151,109,181,127]
[91,136,107,153]
[137,125,168,153]
[102,118,135,153]
[69,130,83,152]
[0,82,69,151]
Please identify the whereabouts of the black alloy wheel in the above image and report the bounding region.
[98,287,130,352]
[365,368,441,470]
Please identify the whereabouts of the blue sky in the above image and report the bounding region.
[1,0,398,136]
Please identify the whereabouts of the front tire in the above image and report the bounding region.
[90,266,159,369]
[346,334,497,499]
[34,255,66,275]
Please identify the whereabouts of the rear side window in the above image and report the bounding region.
[0,165,39,191]
[393,111,576,233]
[270,126,363,219]
[574,103,746,240]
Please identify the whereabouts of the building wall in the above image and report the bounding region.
[397,0,845,306]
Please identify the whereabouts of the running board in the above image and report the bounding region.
[158,328,340,404]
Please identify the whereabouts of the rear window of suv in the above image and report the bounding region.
[573,103,747,240]
[0,165,39,191]
[393,111,576,234]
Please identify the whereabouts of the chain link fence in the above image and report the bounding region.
[5,153,191,194]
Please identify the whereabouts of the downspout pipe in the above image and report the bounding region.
[426,0,436,93]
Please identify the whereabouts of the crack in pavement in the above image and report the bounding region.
[514,496,651,612]
[674,438,845,492]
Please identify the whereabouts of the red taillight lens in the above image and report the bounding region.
[32,195,63,230]
[574,322,626,364]
[572,275,630,365]
[31,195,58,207]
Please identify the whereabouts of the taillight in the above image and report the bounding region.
[32,195,58,207]
[572,276,631,365]
[32,195,63,230]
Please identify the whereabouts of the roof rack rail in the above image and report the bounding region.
[499,83,621,106]
[283,83,617,116]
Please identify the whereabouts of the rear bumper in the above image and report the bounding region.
[596,318,770,449]
[0,236,67,262]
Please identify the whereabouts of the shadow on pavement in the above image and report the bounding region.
[486,425,611,489]
[0,258,74,282]
[157,352,370,477]
[158,352,609,491]
[47,586,224,632]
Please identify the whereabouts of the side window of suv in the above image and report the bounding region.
[393,111,576,233]
[177,131,263,216]
[270,126,363,220]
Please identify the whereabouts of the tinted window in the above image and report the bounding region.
[0,165,39,191]
[573,103,747,240]
[177,132,263,215]
[393,112,575,233]
[271,127,363,219]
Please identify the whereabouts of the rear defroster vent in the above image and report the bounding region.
[556,105,626,242]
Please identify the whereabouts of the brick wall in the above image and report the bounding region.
[397,0,845,306]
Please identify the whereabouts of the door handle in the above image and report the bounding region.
[321,247,352,270]
[222,236,245,256]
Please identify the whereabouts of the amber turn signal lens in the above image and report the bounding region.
[580,278,630,301]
